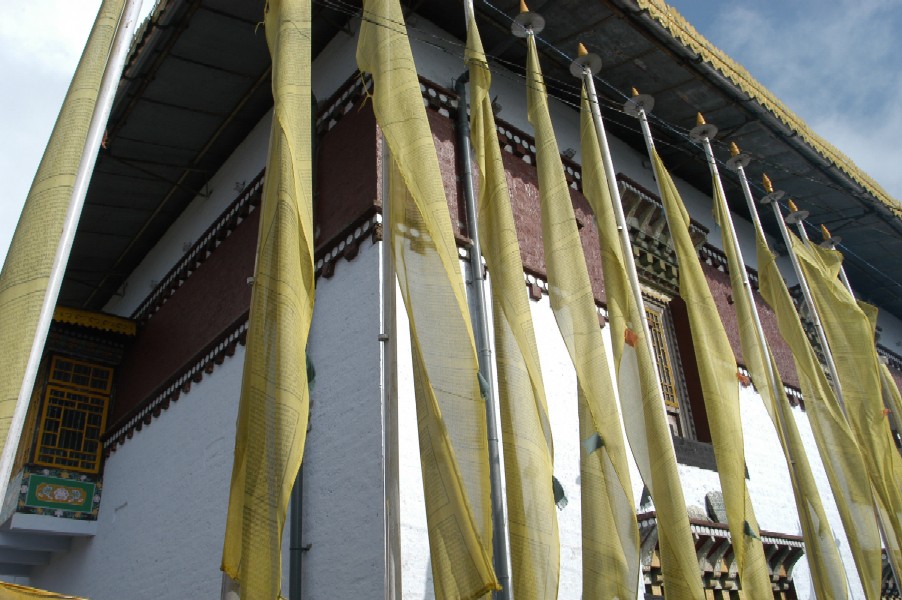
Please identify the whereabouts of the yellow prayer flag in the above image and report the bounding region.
[579,94,702,599]
[221,1,315,598]
[0,0,125,478]
[711,181,848,598]
[358,1,498,597]
[526,36,638,599]
[0,582,88,600]
[757,229,883,599]
[791,234,902,578]
[466,17,559,599]
[650,151,773,597]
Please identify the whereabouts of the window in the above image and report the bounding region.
[644,296,694,439]
[34,356,112,474]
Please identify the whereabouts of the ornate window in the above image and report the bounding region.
[644,296,693,439]
[34,356,113,474]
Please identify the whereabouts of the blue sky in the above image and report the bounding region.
[1,1,900,268]
[668,0,902,201]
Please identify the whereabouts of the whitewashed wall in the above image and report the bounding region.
[29,347,248,599]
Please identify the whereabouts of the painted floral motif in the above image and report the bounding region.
[35,482,86,505]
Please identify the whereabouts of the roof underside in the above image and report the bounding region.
[61,0,902,320]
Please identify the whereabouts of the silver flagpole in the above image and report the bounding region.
[761,188,849,413]
[380,135,402,600]
[461,3,512,597]
[791,214,856,297]
[690,116,793,458]
[0,0,145,514]
[816,225,856,296]
[697,123,854,598]
[571,48,676,445]
[747,173,901,589]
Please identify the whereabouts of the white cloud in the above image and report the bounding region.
[707,0,902,201]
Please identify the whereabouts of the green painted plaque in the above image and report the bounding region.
[25,474,95,513]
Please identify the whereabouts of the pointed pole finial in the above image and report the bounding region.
[570,42,602,76]
[785,198,809,224]
[759,173,784,205]
[818,223,843,248]
[725,140,750,171]
[512,0,544,35]
[690,112,717,141]
[624,86,654,116]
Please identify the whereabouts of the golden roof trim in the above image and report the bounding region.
[53,307,137,336]
[634,0,901,218]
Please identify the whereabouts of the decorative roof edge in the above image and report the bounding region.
[630,0,901,218]
[53,307,137,336]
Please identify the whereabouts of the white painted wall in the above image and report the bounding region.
[29,346,248,600]
[300,239,387,598]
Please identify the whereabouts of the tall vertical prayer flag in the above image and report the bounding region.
[579,94,702,600]
[358,1,499,597]
[466,16,559,599]
[790,234,902,577]
[0,0,126,487]
[757,227,882,599]
[221,1,315,598]
[711,180,848,598]
[526,36,639,599]
[650,151,773,598]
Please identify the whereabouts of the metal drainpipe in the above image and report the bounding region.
[454,72,512,600]
[289,92,317,600]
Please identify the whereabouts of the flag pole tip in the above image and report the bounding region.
[725,141,751,171]
[570,43,602,77]
[759,173,784,204]
[785,199,809,224]
[624,87,655,117]
[818,224,842,248]
[689,112,717,141]
[512,4,545,36]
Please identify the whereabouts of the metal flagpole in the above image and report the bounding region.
[759,184,849,412]
[571,47,673,442]
[702,128,858,598]
[460,3,512,598]
[816,224,856,295]
[789,211,856,297]
[690,115,798,492]
[737,168,901,589]
[623,88,669,216]
[0,0,145,513]
[380,135,402,600]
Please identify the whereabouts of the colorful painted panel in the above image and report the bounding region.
[25,473,95,513]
